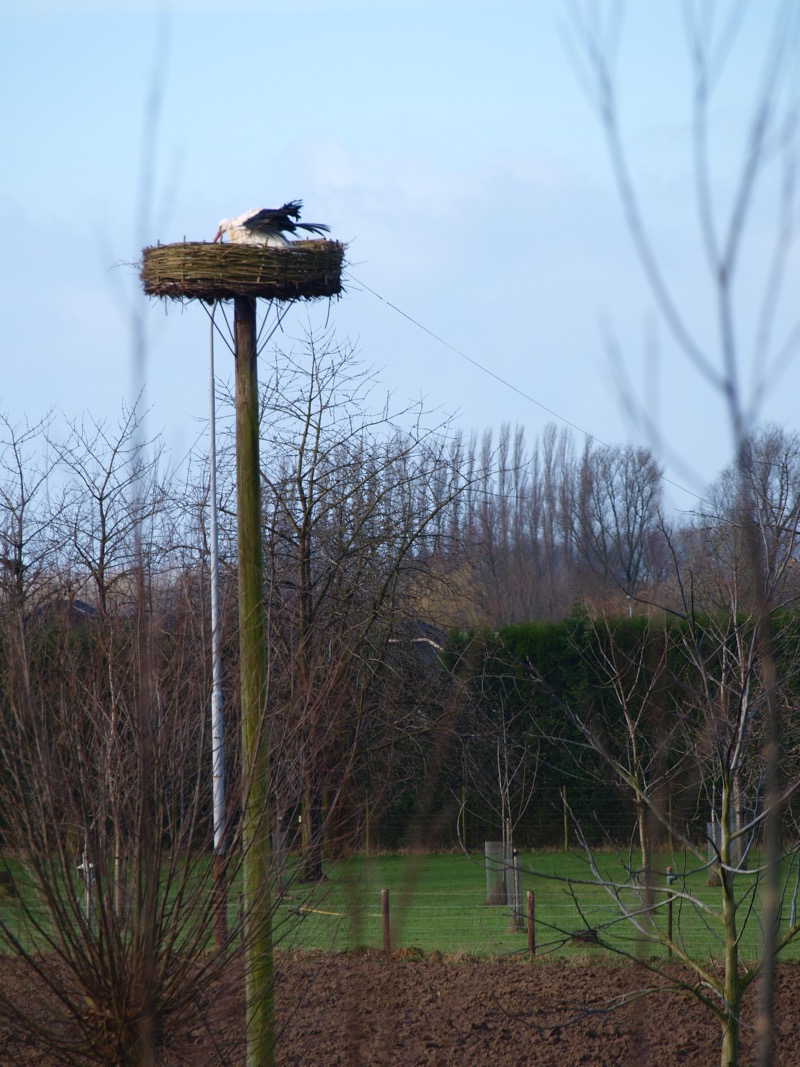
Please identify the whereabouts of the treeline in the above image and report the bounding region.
[2,336,800,862]
[3,329,800,1060]
[385,609,800,853]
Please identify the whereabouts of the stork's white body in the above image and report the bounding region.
[213,201,330,246]
[216,209,290,247]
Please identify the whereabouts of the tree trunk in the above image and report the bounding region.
[300,781,325,883]
[720,780,741,1067]
[637,798,650,877]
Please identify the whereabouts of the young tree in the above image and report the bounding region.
[55,405,172,920]
[0,411,250,1065]
[254,329,468,882]
[560,5,800,1062]
[458,635,540,867]
[561,615,680,876]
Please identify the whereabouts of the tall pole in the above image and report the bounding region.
[234,296,273,1067]
[209,313,227,948]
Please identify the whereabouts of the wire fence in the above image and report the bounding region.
[272,886,800,962]
[4,848,800,964]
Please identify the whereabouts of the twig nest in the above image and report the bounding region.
[140,239,345,303]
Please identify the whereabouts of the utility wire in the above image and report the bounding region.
[348,273,594,441]
[346,270,710,509]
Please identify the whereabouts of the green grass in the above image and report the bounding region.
[270,848,800,962]
[4,847,800,964]
[0,853,231,955]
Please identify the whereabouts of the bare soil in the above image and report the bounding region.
[3,951,800,1065]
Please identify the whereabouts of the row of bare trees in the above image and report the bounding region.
[3,329,800,1062]
[427,419,800,630]
[446,423,664,623]
[7,405,800,639]
[452,472,800,1067]
[0,332,472,1062]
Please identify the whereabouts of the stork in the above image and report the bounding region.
[213,201,330,247]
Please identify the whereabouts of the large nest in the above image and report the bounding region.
[140,240,345,303]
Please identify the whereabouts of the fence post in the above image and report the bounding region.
[527,890,535,956]
[381,888,391,956]
[666,865,675,958]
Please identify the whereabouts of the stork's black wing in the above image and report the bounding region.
[242,207,292,234]
[296,222,331,236]
[243,202,327,239]
[278,200,303,220]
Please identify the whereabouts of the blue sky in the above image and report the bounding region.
[2,1,798,511]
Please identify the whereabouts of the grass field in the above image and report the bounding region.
[271,848,800,962]
[3,848,799,964]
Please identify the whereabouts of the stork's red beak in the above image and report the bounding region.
[213,229,222,243]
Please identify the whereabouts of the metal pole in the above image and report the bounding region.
[235,296,273,1067]
[209,309,227,947]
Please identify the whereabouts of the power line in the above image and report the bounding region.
[348,273,596,442]
[346,271,708,508]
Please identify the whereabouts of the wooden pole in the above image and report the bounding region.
[235,296,274,1067]
[382,888,391,956]
[527,890,535,956]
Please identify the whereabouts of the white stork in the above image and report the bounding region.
[213,201,330,247]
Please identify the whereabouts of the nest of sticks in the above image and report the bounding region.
[140,239,345,303]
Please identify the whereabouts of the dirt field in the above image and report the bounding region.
[3,952,800,1065]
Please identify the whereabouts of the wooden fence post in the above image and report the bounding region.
[382,888,391,956]
[527,890,535,956]
[666,865,675,958]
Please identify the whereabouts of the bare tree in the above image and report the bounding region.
[691,426,800,612]
[562,615,680,876]
[253,329,468,882]
[0,398,314,1064]
[0,412,60,611]
[458,638,540,879]
[443,425,666,624]
[566,439,664,609]
[561,3,800,1062]
[453,423,586,624]
[0,431,252,1064]
[56,404,170,618]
